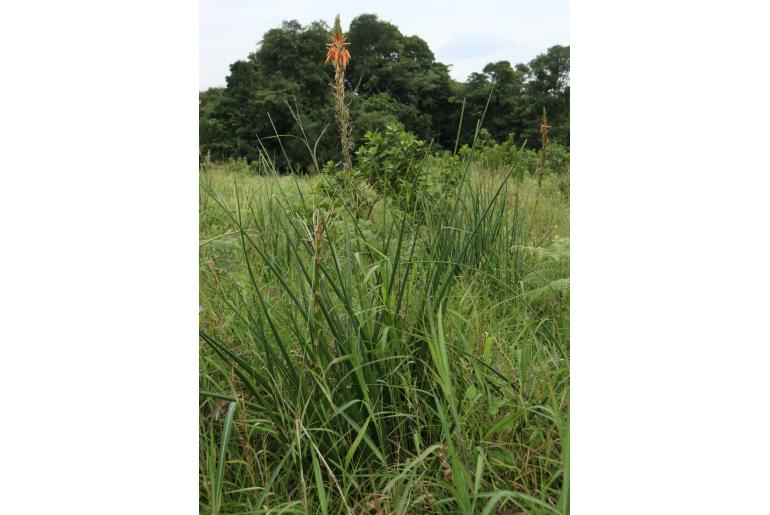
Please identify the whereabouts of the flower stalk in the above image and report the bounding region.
[538,107,551,187]
[326,15,352,170]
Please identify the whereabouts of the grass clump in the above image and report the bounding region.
[200,143,569,513]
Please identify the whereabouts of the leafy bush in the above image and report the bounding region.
[463,133,569,181]
[355,124,428,205]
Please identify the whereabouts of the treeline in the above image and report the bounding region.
[199,14,569,170]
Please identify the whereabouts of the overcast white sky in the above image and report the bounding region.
[200,0,569,91]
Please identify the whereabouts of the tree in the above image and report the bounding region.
[199,88,233,159]
[198,16,570,168]
[520,45,570,147]
[456,61,527,147]
[346,14,455,145]
[200,21,337,169]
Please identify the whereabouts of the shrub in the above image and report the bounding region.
[466,133,569,180]
[355,124,428,204]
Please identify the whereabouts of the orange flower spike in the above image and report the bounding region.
[330,33,347,47]
[326,46,339,63]
[337,49,350,68]
[327,14,353,170]
[326,15,350,70]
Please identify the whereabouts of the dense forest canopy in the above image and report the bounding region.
[199,14,569,170]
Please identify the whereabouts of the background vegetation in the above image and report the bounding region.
[199,14,569,171]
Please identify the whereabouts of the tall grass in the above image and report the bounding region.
[199,120,569,513]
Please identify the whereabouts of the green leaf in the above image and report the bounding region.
[464,384,478,401]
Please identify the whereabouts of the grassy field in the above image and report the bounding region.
[199,158,569,513]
